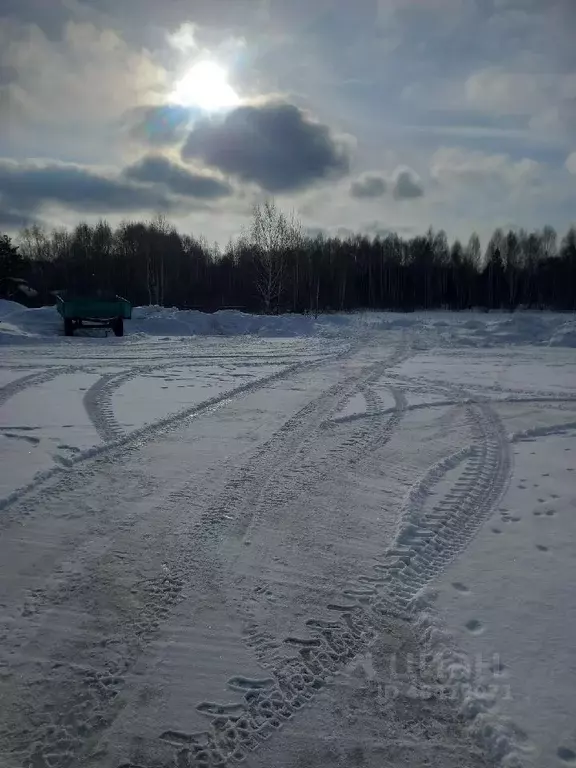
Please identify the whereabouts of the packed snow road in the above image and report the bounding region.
[1,308,576,768]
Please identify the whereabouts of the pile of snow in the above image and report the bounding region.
[0,299,63,340]
[131,305,320,338]
[1,299,576,347]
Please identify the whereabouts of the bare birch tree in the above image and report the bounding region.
[249,200,302,313]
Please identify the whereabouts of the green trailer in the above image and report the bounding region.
[56,293,132,337]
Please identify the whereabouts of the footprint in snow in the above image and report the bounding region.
[536,544,549,552]
[465,619,484,635]
[491,528,502,534]
[509,516,521,522]
[557,747,576,764]
[545,509,556,516]
[452,582,470,594]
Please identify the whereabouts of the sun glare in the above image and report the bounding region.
[169,61,240,112]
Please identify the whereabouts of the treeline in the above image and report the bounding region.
[1,202,576,313]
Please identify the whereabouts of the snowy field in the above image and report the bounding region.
[1,300,576,768]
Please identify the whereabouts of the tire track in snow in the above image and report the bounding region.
[0,357,335,516]
[0,345,410,768]
[4,341,523,768]
[140,377,573,768]
[0,366,76,410]
[511,418,576,442]
[344,384,407,469]
[389,371,576,403]
[238,380,409,552]
[82,353,344,445]
[378,401,512,604]
[357,379,382,416]
[83,360,214,444]
[129,356,426,768]
[83,368,144,443]
[221,346,411,538]
[1,362,349,767]
[329,393,576,428]
[144,396,511,768]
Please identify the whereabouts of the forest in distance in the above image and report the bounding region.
[1,201,576,314]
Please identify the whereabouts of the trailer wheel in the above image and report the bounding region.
[112,317,124,337]
[64,318,74,337]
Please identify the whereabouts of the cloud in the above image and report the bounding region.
[465,67,553,116]
[2,0,574,246]
[430,147,541,186]
[124,155,232,198]
[349,169,423,202]
[167,22,198,53]
[350,173,387,198]
[303,225,326,239]
[61,0,266,36]
[492,0,574,16]
[0,206,36,231]
[392,168,424,199]
[181,100,352,192]
[530,98,576,142]
[459,63,576,145]
[566,152,576,175]
[126,104,196,147]
[356,220,417,238]
[0,19,166,145]
[376,0,474,28]
[378,0,471,17]
[0,158,174,218]
[405,124,531,141]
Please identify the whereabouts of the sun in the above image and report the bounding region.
[169,61,240,112]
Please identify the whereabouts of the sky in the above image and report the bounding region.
[0,0,575,246]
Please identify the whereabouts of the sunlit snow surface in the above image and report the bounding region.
[1,300,575,768]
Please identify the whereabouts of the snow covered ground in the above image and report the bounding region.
[1,302,575,768]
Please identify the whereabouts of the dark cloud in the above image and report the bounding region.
[181,100,351,192]
[0,206,35,231]
[124,155,232,198]
[127,105,197,147]
[350,173,387,198]
[393,169,424,200]
[0,159,174,217]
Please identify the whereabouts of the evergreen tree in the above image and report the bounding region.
[0,233,23,281]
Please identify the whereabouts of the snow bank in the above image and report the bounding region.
[131,305,319,337]
[1,300,576,347]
